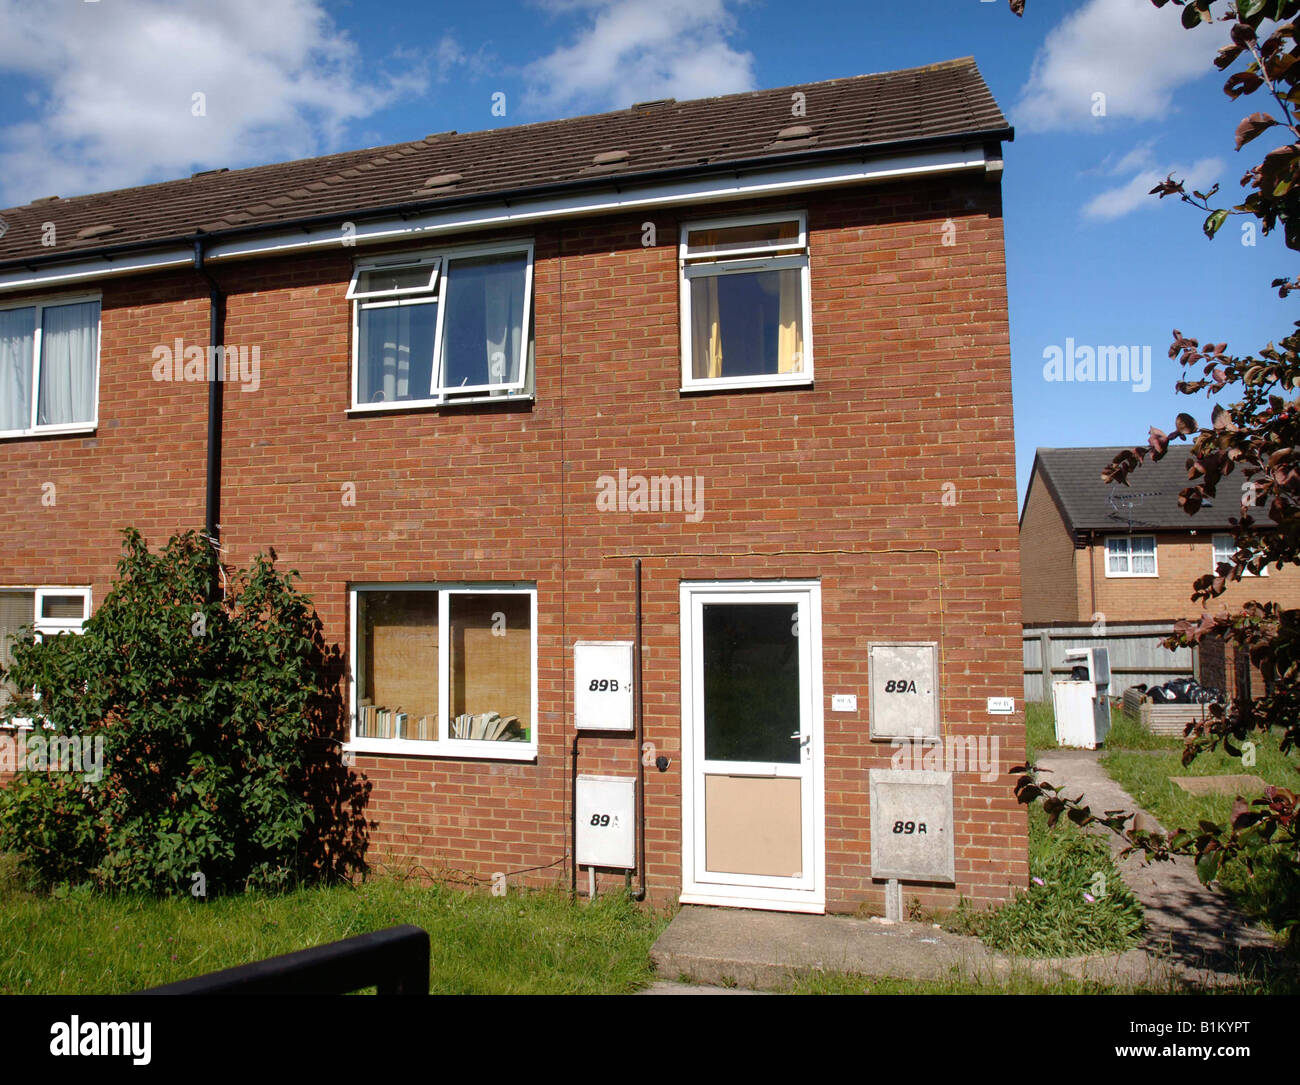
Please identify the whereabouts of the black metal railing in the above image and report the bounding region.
[138,924,430,995]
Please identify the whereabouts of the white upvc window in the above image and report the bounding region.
[1213,533,1267,576]
[1105,535,1158,578]
[0,295,101,439]
[0,587,92,728]
[348,241,534,411]
[347,583,538,760]
[679,211,813,392]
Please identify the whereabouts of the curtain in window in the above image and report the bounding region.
[777,268,803,374]
[0,591,34,710]
[362,305,412,402]
[0,308,34,431]
[1130,537,1156,575]
[1106,538,1127,574]
[37,301,97,426]
[691,277,723,379]
[482,257,525,385]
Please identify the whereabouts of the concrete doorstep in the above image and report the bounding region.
[648,905,1215,992]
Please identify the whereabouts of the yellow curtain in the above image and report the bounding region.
[777,269,802,374]
[692,277,723,379]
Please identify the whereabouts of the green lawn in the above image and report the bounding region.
[0,859,670,995]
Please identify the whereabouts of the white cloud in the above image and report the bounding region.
[0,0,434,206]
[523,0,756,114]
[1082,156,1223,220]
[1014,0,1221,133]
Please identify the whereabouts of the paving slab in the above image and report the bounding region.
[639,980,765,994]
[1171,774,1268,796]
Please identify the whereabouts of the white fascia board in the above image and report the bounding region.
[0,248,194,296]
[207,146,988,262]
[0,144,987,295]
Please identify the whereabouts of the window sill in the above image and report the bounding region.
[0,423,97,441]
[680,375,812,394]
[344,737,537,761]
[346,394,533,416]
[1103,572,1159,579]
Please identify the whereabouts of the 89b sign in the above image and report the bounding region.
[892,820,927,834]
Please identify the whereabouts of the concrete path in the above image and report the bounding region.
[1035,748,1278,979]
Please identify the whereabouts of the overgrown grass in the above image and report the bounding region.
[1104,709,1185,751]
[1101,729,1300,934]
[943,806,1143,958]
[1025,701,1057,762]
[0,861,670,995]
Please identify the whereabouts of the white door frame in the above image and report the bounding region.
[679,579,826,913]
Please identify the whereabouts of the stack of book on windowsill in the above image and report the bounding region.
[450,711,522,741]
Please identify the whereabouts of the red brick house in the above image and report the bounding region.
[0,57,1025,915]
[1020,446,1300,626]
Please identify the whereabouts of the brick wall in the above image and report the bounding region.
[0,174,1026,911]
[1018,472,1081,624]
[1081,531,1300,622]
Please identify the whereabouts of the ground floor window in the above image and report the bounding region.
[348,583,537,760]
[0,586,91,722]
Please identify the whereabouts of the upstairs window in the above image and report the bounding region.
[348,243,533,410]
[679,212,812,391]
[1213,534,1268,576]
[0,298,100,437]
[1105,535,1157,578]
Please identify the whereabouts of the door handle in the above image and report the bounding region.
[789,732,810,747]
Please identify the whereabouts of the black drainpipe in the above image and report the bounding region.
[632,558,646,901]
[193,238,224,601]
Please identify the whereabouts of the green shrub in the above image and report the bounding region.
[0,529,370,895]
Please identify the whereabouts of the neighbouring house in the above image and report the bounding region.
[0,57,1025,915]
[1020,446,1300,625]
[1020,446,1300,703]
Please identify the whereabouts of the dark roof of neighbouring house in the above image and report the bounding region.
[1026,446,1246,533]
[0,56,1010,269]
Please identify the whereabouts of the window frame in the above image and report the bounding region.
[1212,533,1268,577]
[1,585,92,730]
[0,293,102,440]
[679,210,813,393]
[1104,534,1159,578]
[348,240,535,412]
[346,582,538,761]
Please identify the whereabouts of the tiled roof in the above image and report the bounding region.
[0,56,1010,268]
[1030,447,1243,532]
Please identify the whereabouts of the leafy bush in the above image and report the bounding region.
[947,807,1143,957]
[0,529,370,895]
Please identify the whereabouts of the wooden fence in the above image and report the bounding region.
[1023,621,1195,703]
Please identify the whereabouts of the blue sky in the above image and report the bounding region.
[0,0,1288,506]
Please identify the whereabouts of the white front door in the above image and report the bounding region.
[680,580,825,912]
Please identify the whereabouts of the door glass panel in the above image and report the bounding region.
[702,602,800,763]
